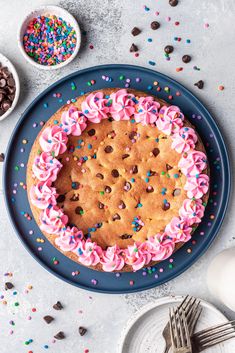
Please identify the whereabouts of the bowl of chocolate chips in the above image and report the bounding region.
[0,53,20,121]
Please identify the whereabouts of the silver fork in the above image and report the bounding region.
[169,308,192,353]
[162,296,201,353]
[192,320,235,352]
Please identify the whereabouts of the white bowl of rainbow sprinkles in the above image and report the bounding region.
[18,5,81,70]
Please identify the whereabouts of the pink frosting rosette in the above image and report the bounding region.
[81,92,109,123]
[30,180,58,209]
[39,126,68,156]
[109,89,135,121]
[156,105,184,135]
[32,152,62,182]
[124,242,152,271]
[134,96,160,125]
[146,233,175,261]
[171,127,198,153]
[179,199,205,225]
[179,151,207,176]
[165,217,192,243]
[77,240,103,266]
[184,174,209,199]
[55,226,83,251]
[40,205,68,234]
[61,106,87,135]
[100,245,125,272]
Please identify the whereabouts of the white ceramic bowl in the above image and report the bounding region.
[0,53,20,121]
[18,5,81,70]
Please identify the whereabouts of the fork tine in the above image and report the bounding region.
[194,320,235,338]
[173,308,180,348]
[169,308,176,349]
[200,332,235,349]
[198,326,235,344]
[177,308,184,347]
[182,309,191,348]
[188,306,202,335]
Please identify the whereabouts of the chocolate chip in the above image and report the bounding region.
[104,145,113,153]
[0,153,5,162]
[105,186,112,193]
[70,194,79,201]
[2,100,11,111]
[173,188,181,196]
[122,154,130,160]
[131,165,138,174]
[98,201,105,209]
[0,67,10,79]
[152,148,160,157]
[111,169,119,178]
[54,331,65,340]
[119,201,126,209]
[166,164,173,171]
[149,170,157,176]
[169,0,178,6]
[130,43,138,52]
[151,21,160,30]
[120,234,133,239]
[75,206,83,215]
[96,173,104,179]
[129,131,137,140]
[162,202,170,211]
[146,186,154,193]
[0,93,4,102]
[79,326,87,336]
[57,194,65,203]
[0,78,6,88]
[53,301,63,310]
[7,77,15,87]
[5,282,14,290]
[108,117,114,122]
[131,27,141,36]
[124,181,132,191]
[112,213,121,221]
[72,182,80,190]
[182,55,191,63]
[164,45,174,54]
[87,129,95,136]
[194,80,204,89]
[136,225,142,232]
[43,315,54,324]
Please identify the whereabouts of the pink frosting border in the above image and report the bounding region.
[30,89,209,272]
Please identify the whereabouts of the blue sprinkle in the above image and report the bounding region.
[145,178,149,183]
[131,178,135,183]
[147,38,152,42]
[147,85,153,90]
[43,103,48,108]
[148,61,156,66]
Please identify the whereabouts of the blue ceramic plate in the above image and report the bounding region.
[3,65,231,293]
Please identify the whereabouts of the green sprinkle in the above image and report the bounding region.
[169,264,173,269]
[134,248,138,252]
[161,171,165,175]
[14,166,19,171]
[100,191,105,195]
[166,173,170,178]
[14,302,19,306]
[119,75,125,80]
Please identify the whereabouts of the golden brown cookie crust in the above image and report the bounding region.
[27,88,209,272]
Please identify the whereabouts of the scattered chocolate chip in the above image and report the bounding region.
[164,45,174,54]
[57,194,65,203]
[131,165,138,174]
[151,21,160,30]
[122,154,130,160]
[75,206,83,215]
[194,80,204,89]
[54,331,65,340]
[146,186,154,193]
[87,129,95,136]
[131,27,141,36]
[105,186,112,193]
[43,315,54,324]
[182,55,191,63]
[130,43,138,52]
[79,326,87,336]
[98,201,105,209]
[162,202,171,211]
[5,282,14,290]
[166,164,173,171]
[53,301,63,310]
[0,153,5,162]
[111,169,119,178]
[112,213,121,221]
[120,234,133,239]
[173,188,181,196]
[152,148,160,157]
[72,182,80,190]
[169,0,178,6]
[70,194,79,201]
[129,131,137,140]
[104,145,113,153]
[124,181,132,191]
[119,201,126,209]
[96,173,104,179]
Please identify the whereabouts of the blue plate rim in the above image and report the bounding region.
[2,64,231,294]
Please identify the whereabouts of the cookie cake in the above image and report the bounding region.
[27,88,210,272]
